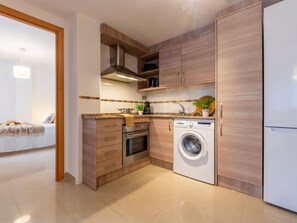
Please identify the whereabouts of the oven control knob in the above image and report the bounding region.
[189,122,193,128]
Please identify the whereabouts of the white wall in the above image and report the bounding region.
[15,76,33,121]
[0,61,55,123]
[69,13,101,183]
[0,60,33,122]
[0,61,15,122]
[32,65,56,123]
[147,84,215,114]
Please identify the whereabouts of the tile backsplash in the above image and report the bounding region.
[146,83,215,114]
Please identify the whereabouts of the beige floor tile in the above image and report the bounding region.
[72,205,127,223]
[107,194,161,223]
[0,203,23,223]
[1,149,297,223]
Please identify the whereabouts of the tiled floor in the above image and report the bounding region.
[1,148,297,223]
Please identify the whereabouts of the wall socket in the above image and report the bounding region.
[142,96,147,100]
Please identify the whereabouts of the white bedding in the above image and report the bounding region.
[0,124,55,153]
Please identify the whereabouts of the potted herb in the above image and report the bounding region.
[194,98,215,117]
[135,104,145,115]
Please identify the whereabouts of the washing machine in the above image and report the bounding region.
[173,119,214,184]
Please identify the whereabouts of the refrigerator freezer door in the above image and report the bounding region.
[264,1,297,128]
[264,127,297,212]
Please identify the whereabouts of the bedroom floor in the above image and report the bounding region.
[0,148,297,223]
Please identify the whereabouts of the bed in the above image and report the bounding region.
[0,123,55,153]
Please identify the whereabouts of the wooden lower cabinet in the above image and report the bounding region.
[216,3,263,198]
[150,118,174,169]
[83,119,123,190]
[83,118,151,190]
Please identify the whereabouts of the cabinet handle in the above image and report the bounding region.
[177,72,180,84]
[104,124,117,128]
[220,102,223,118]
[182,71,185,84]
[104,136,116,142]
[104,150,117,156]
[219,121,223,136]
[169,119,172,131]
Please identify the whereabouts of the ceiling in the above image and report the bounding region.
[22,0,243,46]
[0,15,55,67]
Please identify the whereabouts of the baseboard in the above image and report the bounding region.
[0,145,55,157]
[150,157,173,171]
[65,172,76,184]
[97,157,150,187]
[218,175,263,198]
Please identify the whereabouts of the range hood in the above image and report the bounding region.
[101,44,146,83]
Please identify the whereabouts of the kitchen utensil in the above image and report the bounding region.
[117,108,134,114]
[143,101,151,114]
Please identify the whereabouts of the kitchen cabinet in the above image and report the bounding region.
[159,44,182,87]
[216,3,263,198]
[159,31,215,87]
[82,119,123,190]
[182,31,215,84]
[150,118,174,169]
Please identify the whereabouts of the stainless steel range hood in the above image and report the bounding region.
[101,44,146,83]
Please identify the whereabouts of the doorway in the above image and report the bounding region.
[0,4,64,181]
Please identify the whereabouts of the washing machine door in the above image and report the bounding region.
[179,131,207,161]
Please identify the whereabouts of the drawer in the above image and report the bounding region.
[96,156,122,177]
[96,144,122,163]
[97,131,122,148]
[135,118,150,123]
[96,119,122,133]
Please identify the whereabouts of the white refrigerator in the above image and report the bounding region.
[264,0,297,212]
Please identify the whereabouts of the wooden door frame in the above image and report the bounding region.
[0,4,65,181]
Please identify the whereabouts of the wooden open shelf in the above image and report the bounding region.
[138,69,159,77]
[139,51,159,62]
[137,86,167,92]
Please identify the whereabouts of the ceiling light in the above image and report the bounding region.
[13,65,31,79]
[13,48,31,79]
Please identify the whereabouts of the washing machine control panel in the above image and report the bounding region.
[189,121,194,128]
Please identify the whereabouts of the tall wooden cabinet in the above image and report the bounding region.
[150,118,174,169]
[159,31,215,87]
[216,3,263,198]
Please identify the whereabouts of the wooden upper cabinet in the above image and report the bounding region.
[150,118,174,163]
[159,30,215,87]
[159,44,182,87]
[182,31,215,84]
[217,3,263,197]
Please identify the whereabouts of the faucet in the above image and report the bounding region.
[174,102,185,115]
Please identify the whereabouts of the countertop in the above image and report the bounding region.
[81,113,215,120]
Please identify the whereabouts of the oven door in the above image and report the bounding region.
[123,130,149,166]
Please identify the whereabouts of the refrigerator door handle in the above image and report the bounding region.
[267,126,297,134]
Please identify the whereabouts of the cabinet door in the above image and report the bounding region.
[159,44,182,87]
[217,3,263,197]
[182,31,215,84]
[150,118,173,163]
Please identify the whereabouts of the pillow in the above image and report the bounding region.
[44,113,56,124]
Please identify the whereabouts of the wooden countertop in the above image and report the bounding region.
[81,113,215,120]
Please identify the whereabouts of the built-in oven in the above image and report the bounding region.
[123,122,149,166]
